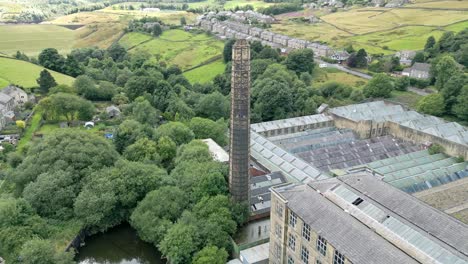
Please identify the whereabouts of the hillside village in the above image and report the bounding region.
[0,0,467,263]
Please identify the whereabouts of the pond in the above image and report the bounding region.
[76,223,165,264]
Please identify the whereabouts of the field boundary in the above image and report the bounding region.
[183,54,223,72]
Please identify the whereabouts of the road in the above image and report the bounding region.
[316,59,372,80]
[317,59,433,96]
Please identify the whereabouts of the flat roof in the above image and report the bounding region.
[240,242,269,263]
[202,138,229,162]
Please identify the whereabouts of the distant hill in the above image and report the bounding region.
[0,56,75,88]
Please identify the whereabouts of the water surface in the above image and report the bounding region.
[76,223,164,264]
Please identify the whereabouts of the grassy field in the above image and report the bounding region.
[273,1,468,54]
[390,90,422,108]
[313,68,368,87]
[184,59,226,83]
[0,77,9,88]
[0,24,76,56]
[98,6,198,24]
[0,57,75,88]
[17,110,42,153]
[123,30,224,70]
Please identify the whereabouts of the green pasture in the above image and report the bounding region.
[0,24,76,56]
[0,77,9,88]
[0,57,75,88]
[119,32,153,49]
[123,30,224,70]
[184,59,226,84]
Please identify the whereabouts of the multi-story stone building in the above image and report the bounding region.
[269,172,468,264]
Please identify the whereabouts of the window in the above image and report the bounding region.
[316,260,322,264]
[333,250,345,264]
[300,245,309,263]
[275,223,282,238]
[288,255,295,264]
[288,234,296,251]
[276,202,283,217]
[274,242,282,259]
[352,197,364,206]
[289,212,297,228]
[302,223,310,241]
[316,236,327,256]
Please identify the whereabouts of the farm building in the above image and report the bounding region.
[396,50,417,66]
[402,62,431,79]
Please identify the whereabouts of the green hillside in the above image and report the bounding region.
[0,24,76,56]
[0,56,75,88]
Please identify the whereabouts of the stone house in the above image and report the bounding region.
[2,85,28,105]
[287,38,308,49]
[396,50,416,66]
[200,20,213,31]
[402,62,430,79]
[212,23,227,35]
[260,31,274,42]
[249,27,263,38]
[272,34,289,46]
[225,28,236,38]
[331,50,350,62]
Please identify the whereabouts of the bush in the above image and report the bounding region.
[259,4,302,15]
[409,77,430,88]
[428,144,444,155]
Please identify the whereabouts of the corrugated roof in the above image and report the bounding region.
[250,114,333,133]
[276,183,420,264]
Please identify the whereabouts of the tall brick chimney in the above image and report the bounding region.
[229,39,251,203]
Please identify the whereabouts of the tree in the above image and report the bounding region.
[441,74,466,112]
[36,69,57,94]
[38,93,95,122]
[284,49,314,74]
[107,43,127,62]
[195,92,230,120]
[438,31,455,52]
[19,239,75,264]
[363,73,394,98]
[16,120,26,130]
[412,51,426,65]
[38,48,65,72]
[157,136,177,168]
[394,76,410,91]
[154,122,194,146]
[355,49,368,68]
[152,24,163,37]
[12,130,118,192]
[114,119,147,153]
[424,36,436,51]
[130,186,189,246]
[223,39,236,63]
[252,78,294,121]
[125,76,159,100]
[434,55,460,90]
[192,246,228,264]
[74,75,97,99]
[123,137,161,164]
[258,46,280,61]
[189,117,227,146]
[23,170,77,219]
[160,223,201,264]
[416,93,445,116]
[153,80,176,112]
[74,160,168,231]
[63,55,83,77]
[453,85,468,121]
[180,16,187,26]
[49,84,76,94]
[131,97,159,125]
[456,44,468,67]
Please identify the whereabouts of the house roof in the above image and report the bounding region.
[0,93,12,104]
[411,62,431,72]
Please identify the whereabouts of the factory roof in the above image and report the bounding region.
[250,114,332,134]
[330,101,468,146]
[274,172,468,264]
[250,131,328,183]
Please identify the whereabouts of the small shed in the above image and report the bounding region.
[106,105,121,119]
[84,122,95,129]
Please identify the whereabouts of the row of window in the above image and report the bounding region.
[266,121,333,137]
[286,248,345,264]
